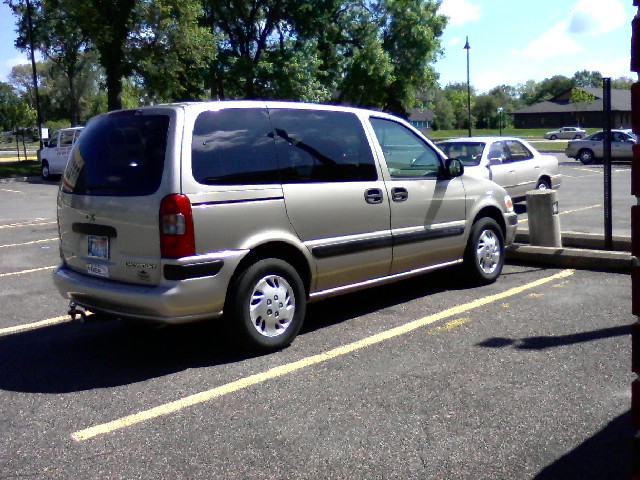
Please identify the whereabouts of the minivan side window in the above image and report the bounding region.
[192,109,278,185]
[269,109,377,183]
[370,117,441,178]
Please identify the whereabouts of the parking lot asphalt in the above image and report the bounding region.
[0,162,633,479]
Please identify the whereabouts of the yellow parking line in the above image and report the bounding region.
[71,268,574,442]
[0,238,57,248]
[0,266,56,278]
[0,316,70,336]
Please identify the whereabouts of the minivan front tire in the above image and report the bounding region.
[228,258,306,352]
[464,217,504,285]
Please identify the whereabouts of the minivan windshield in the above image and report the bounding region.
[61,112,169,196]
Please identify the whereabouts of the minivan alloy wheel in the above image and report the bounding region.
[249,274,295,337]
[476,229,500,275]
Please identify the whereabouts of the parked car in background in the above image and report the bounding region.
[436,137,561,202]
[52,101,517,352]
[565,129,636,164]
[543,126,586,140]
[38,127,84,179]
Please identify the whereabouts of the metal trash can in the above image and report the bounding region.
[526,189,562,247]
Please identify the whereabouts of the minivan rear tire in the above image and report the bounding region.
[464,218,504,285]
[227,258,306,352]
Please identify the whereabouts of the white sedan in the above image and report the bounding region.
[436,137,561,202]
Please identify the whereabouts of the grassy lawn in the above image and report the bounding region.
[0,160,41,179]
[424,128,573,152]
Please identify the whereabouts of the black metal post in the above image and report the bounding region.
[464,36,471,137]
[603,77,612,250]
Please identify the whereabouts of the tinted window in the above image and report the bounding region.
[61,113,169,196]
[192,109,278,185]
[437,141,485,166]
[270,109,377,183]
[370,117,441,178]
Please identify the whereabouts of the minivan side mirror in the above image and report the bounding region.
[442,157,464,178]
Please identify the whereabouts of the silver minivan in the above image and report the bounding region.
[53,101,517,351]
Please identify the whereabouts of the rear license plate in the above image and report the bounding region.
[87,263,109,278]
[88,235,109,259]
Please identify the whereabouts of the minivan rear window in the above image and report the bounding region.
[61,112,169,196]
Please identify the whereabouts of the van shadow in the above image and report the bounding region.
[0,268,469,394]
[534,411,631,479]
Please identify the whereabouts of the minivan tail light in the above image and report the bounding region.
[160,194,195,259]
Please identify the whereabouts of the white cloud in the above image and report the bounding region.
[567,0,626,35]
[513,0,629,60]
[512,21,582,58]
[440,0,481,26]
[4,54,31,69]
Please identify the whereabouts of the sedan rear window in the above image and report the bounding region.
[61,112,169,196]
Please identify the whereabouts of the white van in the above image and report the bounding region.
[38,127,84,179]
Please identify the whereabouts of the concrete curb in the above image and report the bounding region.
[507,232,632,273]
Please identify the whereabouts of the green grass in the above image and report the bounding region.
[424,128,590,141]
[0,160,41,179]
[424,128,573,152]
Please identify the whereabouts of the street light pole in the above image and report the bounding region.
[464,36,472,137]
[498,107,504,136]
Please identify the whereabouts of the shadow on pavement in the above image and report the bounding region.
[0,268,472,394]
[534,411,631,479]
[476,324,631,350]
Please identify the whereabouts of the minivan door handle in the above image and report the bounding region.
[391,187,408,202]
[364,188,384,204]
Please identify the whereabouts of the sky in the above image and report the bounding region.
[0,0,636,93]
[436,0,636,92]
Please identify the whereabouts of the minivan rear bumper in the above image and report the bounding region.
[52,251,247,324]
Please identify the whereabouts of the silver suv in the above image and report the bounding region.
[53,101,517,351]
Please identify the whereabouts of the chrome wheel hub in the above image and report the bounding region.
[476,229,500,274]
[249,274,295,337]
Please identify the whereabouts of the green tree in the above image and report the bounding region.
[612,76,633,89]
[431,89,454,130]
[132,0,217,102]
[8,0,91,125]
[65,0,138,110]
[572,70,603,88]
[529,75,573,104]
[444,82,474,129]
